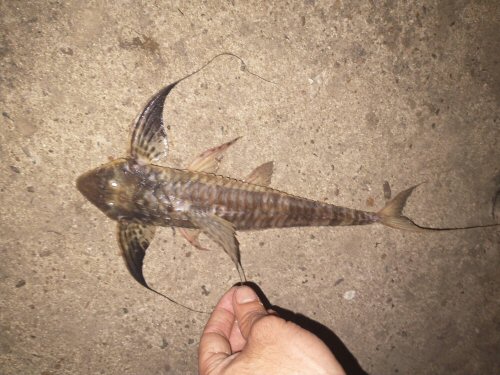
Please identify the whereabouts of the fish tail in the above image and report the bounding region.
[377,184,426,232]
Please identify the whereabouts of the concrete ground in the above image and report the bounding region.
[1,1,499,374]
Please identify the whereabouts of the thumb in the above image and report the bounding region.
[232,286,268,339]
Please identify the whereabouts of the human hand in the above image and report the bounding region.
[198,285,345,375]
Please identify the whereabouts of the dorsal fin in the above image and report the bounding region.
[187,137,241,173]
[245,161,274,186]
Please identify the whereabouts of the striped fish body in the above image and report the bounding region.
[79,159,378,232]
[76,72,422,304]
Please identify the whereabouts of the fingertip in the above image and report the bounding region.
[215,286,238,314]
[232,286,268,339]
[235,285,259,304]
[199,288,239,374]
[266,308,278,315]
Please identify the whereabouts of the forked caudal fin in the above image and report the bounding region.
[377,185,425,232]
[377,184,500,231]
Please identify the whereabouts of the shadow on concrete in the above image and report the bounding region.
[241,281,369,375]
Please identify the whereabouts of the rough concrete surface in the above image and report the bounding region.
[1,1,499,374]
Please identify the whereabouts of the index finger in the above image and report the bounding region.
[198,287,237,375]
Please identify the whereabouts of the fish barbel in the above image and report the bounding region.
[76,56,498,311]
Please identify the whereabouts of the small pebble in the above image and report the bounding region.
[27,186,35,193]
[334,278,344,286]
[343,290,356,300]
[16,279,26,288]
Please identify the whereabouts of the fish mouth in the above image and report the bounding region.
[76,170,104,207]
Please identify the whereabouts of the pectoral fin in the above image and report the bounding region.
[188,137,240,173]
[117,221,157,289]
[188,212,246,281]
[245,161,274,186]
[129,82,180,164]
[117,221,207,313]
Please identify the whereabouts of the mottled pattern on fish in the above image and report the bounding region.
[76,60,449,311]
[83,159,378,231]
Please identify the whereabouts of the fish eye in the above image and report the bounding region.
[107,202,115,207]
[110,181,119,188]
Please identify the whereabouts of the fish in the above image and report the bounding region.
[76,56,499,311]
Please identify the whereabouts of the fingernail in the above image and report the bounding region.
[235,286,258,304]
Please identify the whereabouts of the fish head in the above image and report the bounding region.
[76,158,140,221]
